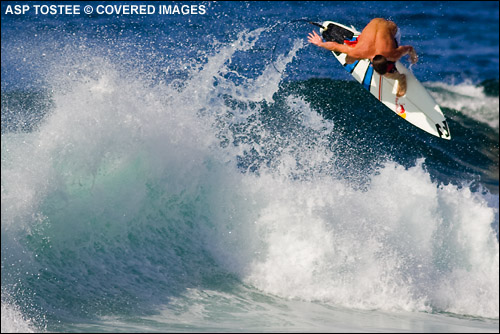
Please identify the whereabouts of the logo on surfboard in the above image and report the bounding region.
[395,98,406,119]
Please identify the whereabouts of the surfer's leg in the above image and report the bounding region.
[385,72,407,97]
[397,74,407,97]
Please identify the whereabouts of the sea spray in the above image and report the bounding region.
[1,300,38,333]
[0,29,306,326]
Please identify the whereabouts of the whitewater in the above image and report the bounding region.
[2,3,499,332]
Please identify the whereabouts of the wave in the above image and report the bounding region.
[425,80,499,131]
[1,30,499,331]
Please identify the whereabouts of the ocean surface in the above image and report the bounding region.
[1,1,499,332]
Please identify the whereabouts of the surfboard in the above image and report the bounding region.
[319,21,451,140]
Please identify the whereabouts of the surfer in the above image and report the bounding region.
[308,18,418,97]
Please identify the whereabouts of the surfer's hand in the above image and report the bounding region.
[308,30,323,47]
[409,48,418,64]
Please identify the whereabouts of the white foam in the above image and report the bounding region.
[1,301,37,333]
[426,80,499,130]
[207,159,499,317]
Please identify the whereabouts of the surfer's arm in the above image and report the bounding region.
[307,30,356,55]
[393,46,418,64]
[321,42,353,54]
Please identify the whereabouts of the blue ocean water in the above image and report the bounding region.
[1,1,499,332]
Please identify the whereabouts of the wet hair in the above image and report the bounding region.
[372,55,389,75]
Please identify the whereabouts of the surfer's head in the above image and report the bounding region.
[372,55,390,75]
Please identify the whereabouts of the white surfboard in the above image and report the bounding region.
[319,21,451,140]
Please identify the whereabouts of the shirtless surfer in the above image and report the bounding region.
[308,18,418,97]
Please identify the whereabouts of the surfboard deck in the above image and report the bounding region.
[319,21,451,140]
